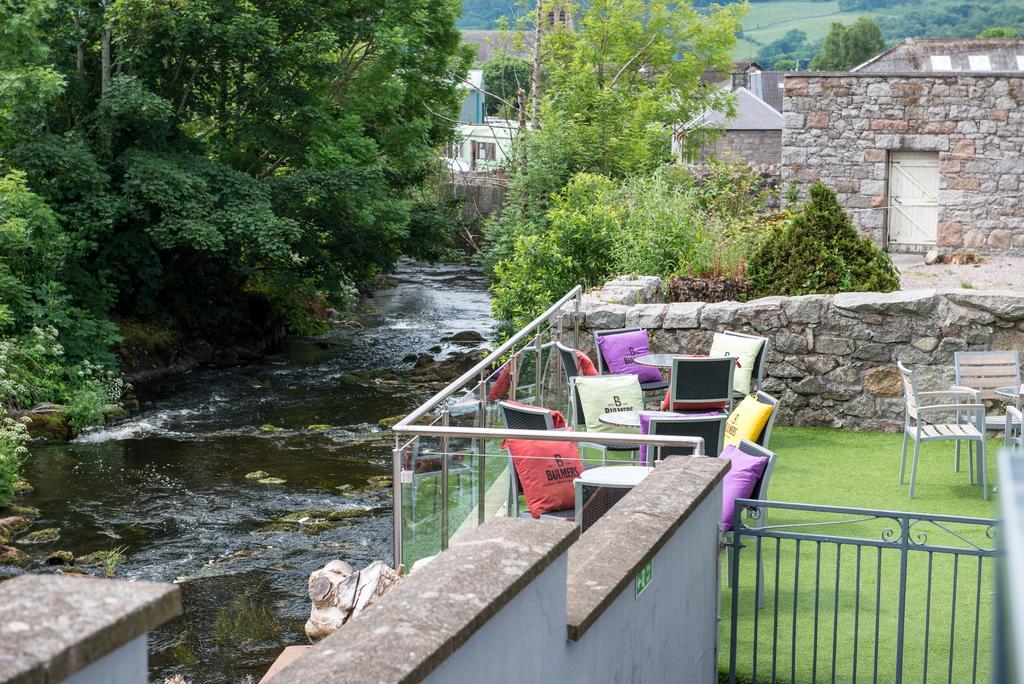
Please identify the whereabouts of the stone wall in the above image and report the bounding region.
[702,129,782,167]
[577,276,1024,431]
[783,73,1024,252]
[446,172,508,221]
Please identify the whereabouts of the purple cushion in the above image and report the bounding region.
[597,330,662,384]
[719,444,768,532]
[638,411,723,465]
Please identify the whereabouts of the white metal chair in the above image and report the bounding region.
[722,439,778,608]
[1008,406,1023,450]
[954,350,1021,471]
[898,361,988,500]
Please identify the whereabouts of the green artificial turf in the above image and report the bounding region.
[720,427,1000,683]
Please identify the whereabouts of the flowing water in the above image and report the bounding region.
[16,263,493,683]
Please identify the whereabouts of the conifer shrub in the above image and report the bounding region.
[747,182,899,297]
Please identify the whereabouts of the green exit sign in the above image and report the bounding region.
[635,560,653,598]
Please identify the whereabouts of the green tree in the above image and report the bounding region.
[747,182,899,297]
[773,58,798,71]
[482,54,531,118]
[810,17,885,71]
[978,27,1020,38]
[483,0,743,275]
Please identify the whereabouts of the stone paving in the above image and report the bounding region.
[894,253,1024,292]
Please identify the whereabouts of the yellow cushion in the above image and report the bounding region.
[724,396,773,447]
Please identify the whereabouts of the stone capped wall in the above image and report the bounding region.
[577,276,1024,431]
[783,73,1024,252]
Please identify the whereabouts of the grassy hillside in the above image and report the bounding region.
[457,1,1024,64]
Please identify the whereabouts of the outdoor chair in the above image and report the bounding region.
[1008,406,1023,450]
[722,330,769,398]
[750,391,780,449]
[898,361,988,500]
[955,350,1021,469]
[555,341,582,383]
[647,413,727,460]
[401,436,473,533]
[570,375,643,464]
[497,401,575,520]
[592,327,669,392]
[667,356,735,415]
[722,439,778,608]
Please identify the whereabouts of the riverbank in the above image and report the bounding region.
[0,263,494,684]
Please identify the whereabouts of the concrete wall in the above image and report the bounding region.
[783,73,1024,252]
[577,276,1024,431]
[703,129,782,167]
[268,457,728,684]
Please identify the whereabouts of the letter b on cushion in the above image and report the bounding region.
[506,439,585,518]
[597,330,663,384]
[724,396,773,447]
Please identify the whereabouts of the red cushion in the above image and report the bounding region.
[505,439,584,518]
[575,350,599,376]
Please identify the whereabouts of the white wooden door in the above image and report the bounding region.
[888,151,939,245]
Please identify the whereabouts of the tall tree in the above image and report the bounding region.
[811,17,885,71]
[978,27,1020,38]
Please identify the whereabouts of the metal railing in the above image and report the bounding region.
[390,286,705,569]
[726,499,998,684]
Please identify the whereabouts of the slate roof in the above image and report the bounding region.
[692,87,783,131]
[749,71,784,112]
[853,38,1024,73]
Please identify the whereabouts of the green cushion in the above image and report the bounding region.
[709,333,764,396]
[573,375,643,434]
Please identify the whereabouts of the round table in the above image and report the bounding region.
[634,353,694,368]
[598,410,681,429]
[995,385,1024,402]
[577,464,651,488]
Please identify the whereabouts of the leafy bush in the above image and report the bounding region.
[0,416,29,508]
[747,182,900,297]
[491,167,767,330]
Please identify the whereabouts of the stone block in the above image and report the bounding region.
[911,336,939,352]
[624,304,667,329]
[775,331,808,354]
[585,305,629,329]
[781,295,827,324]
[792,376,826,395]
[864,366,902,397]
[814,335,855,356]
[945,290,1024,321]
[604,275,664,304]
[701,301,743,327]
[663,302,703,329]
[843,395,879,418]
[852,342,892,362]
[833,290,938,316]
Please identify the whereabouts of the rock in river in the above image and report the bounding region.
[0,545,30,568]
[257,477,287,485]
[45,550,75,566]
[245,470,270,480]
[16,527,60,545]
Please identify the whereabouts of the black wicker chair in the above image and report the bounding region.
[667,356,735,415]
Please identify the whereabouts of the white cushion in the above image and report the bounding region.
[710,333,764,396]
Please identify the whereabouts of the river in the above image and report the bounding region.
[16,263,493,683]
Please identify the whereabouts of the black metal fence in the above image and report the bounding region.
[726,500,997,684]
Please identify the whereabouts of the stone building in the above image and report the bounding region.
[783,39,1024,253]
[677,86,783,166]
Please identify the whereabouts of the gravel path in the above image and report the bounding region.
[894,253,1023,291]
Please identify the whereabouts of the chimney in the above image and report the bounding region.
[731,71,748,90]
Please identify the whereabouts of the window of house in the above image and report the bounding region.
[930,55,952,71]
[968,55,992,71]
[479,142,497,161]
